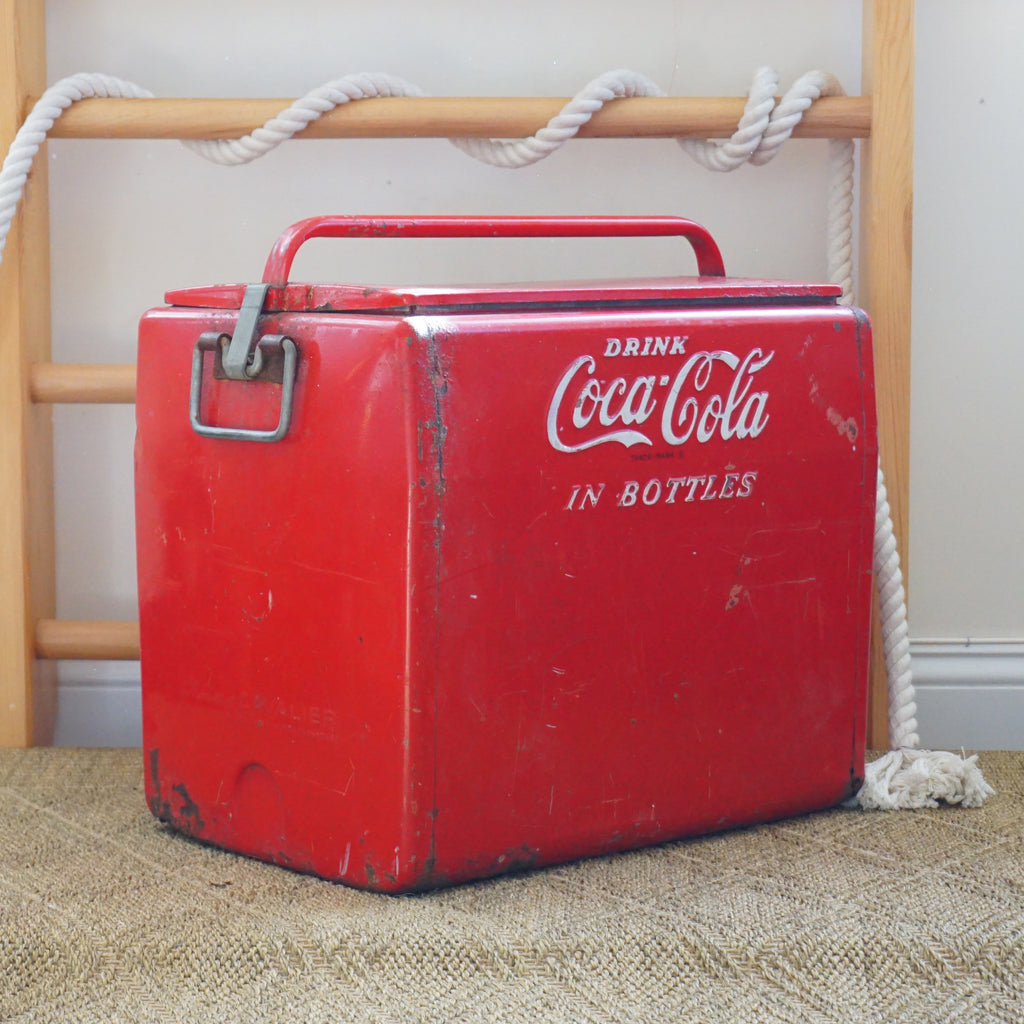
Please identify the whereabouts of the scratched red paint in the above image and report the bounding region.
[135,217,877,892]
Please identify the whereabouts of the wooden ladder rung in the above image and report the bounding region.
[30,363,136,404]
[42,95,872,141]
[35,619,140,661]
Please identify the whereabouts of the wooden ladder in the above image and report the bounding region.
[0,0,914,747]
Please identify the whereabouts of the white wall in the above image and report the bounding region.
[39,1,1024,748]
[907,0,1024,750]
[911,0,1024,639]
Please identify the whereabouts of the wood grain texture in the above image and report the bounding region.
[35,620,140,661]
[0,0,56,746]
[43,95,872,140]
[30,363,137,404]
[862,0,915,748]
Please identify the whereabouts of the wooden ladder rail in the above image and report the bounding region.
[2,0,56,745]
[0,0,914,748]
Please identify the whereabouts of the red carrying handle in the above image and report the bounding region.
[261,215,726,284]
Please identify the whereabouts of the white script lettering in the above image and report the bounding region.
[548,347,774,453]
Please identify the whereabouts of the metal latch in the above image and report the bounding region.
[220,283,272,380]
[189,283,299,443]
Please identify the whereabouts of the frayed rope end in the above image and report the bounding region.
[846,749,995,811]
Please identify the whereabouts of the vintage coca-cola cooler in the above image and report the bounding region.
[135,215,876,892]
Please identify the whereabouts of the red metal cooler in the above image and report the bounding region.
[135,215,876,892]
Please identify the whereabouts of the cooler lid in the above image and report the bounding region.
[165,277,841,314]
[163,215,841,312]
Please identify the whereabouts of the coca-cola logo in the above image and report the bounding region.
[546,339,774,453]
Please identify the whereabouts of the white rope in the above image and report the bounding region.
[0,73,153,258]
[874,464,918,748]
[450,69,663,168]
[855,749,993,811]
[678,65,779,171]
[1,69,858,293]
[826,137,855,304]
[182,73,425,166]
[0,68,990,806]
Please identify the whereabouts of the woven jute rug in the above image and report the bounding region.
[1,749,1021,1023]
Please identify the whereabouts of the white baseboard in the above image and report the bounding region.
[51,643,1024,750]
[53,662,142,748]
[911,642,1024,751]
